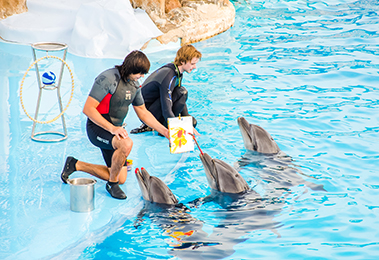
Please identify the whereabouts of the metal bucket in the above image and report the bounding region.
[68,178,97,212]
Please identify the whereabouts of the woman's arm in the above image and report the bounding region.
[133,104,169,139]
[83,96,128,140]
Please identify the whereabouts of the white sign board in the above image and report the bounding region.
[168,116,194,154]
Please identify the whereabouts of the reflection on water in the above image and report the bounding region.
[174,190,283,259]
[237,150,326,199]
[83,185,284,260]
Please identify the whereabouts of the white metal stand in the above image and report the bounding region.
[31,42,68,142]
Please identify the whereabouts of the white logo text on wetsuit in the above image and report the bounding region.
[125,91,131,100]
[97,136,109,144]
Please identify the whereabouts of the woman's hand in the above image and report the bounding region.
[193,127,200,136]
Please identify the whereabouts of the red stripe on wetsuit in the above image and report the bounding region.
[96,93,112,114]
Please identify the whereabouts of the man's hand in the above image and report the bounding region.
[163,128,169,139]
[111,126,129,140]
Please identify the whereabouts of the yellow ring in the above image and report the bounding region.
[19,55,74,124]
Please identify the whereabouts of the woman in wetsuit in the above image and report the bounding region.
[130,45,202,134]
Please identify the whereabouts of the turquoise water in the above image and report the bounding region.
[1,0,379,259]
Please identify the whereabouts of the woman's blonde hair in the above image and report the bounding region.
[174,45,202,66]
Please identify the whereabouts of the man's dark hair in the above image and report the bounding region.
[116,50,150,81]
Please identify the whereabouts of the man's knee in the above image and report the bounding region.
[114,137,133,155]
[121,138,133,152]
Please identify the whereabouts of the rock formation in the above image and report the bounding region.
[0,0,27,20]
[130,0,235,46]
[0,0,235,47]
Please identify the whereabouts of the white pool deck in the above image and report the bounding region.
[0,1,184,259]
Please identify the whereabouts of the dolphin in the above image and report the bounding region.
[135,167,178,205]
[237,116,326,194]
[195,152,283,253]
[237,116,280,154]
[134,167,221,253]
[199,152,250,194]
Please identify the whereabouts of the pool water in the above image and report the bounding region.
[1,0,379,259]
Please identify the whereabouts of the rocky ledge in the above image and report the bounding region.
[0,0,27,20]
[1,0,235,47]
[131,0,235,46]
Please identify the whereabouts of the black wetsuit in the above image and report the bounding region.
[141,63,195,127]
[86,68,144,167]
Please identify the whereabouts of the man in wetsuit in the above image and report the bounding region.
[130,45,202,134]
[60,51,169,200]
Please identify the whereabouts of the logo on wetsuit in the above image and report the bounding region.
[97,136,109,144]
[125,91,131,100]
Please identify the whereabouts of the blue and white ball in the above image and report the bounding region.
[42,71,56,85]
